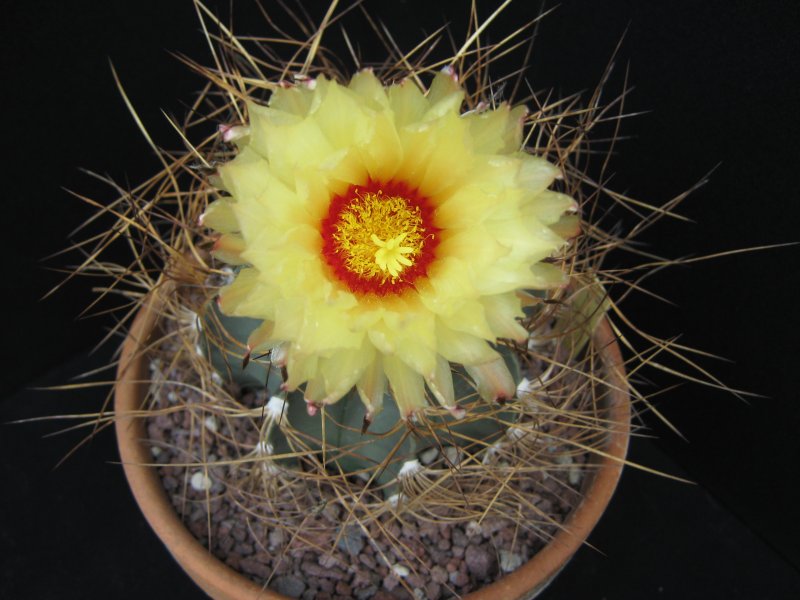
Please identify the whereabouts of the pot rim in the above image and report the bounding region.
[114,292,630,600]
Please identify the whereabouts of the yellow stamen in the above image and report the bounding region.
[332,191,425,283]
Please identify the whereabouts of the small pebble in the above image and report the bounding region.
[419,521,438,538]
[499,549,524,573]
[239,557,269,579]
[272,575,306,598]
[335,581,351,596]
[382,574,399,591]
[391,563,410,578]
[359,554,376,569]
[425,582,442,600]
[273,557,293,575]
[318,554,339,569]
[233,542,253,556]
[355,585,379,600]
[464,544,493,579]
[428,565,446,584]
[452,528,467,547]
[269,528,285,549]
[189,471,211,491]
[231,526,246,543]
[465,520,482,537]
[337,524,366,555]
[449,570,469,587]
[351,569,372,588]
[218,535,234,553]
[569,465,582,486]
[301,562,329,578]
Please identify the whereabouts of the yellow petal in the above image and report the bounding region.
[248,104,336,185]
[481,293,528,343]
[201,199,238,233]
[219,134,277,198]
[271,298,306,343]
[435,320,499,366]
[485,218,565,264]
[246,101,302,160]
[438,299,495,341]
[399,112,472,196]
[356,353,386,418]
[549,213,581,239]
[319,344,374,404]
[465,354,516,402]
[524,190,578,226]
[435,185,500,228]
[246,320,276,353]
[528,263,568,289]
[387,79,428,127]
[466,103,526,154]
[232,176,310,243]
[417,257,479,317]
[347,69,390,110]
[383,354,427,418]
[517,155,561,193]
[304,375,327,404]
[423,68,464,121]
[425,355,455,409]
[355,111,402,182]
[313,78,372,149]
[219,267,256,314]
[435,228,509,270]
[211,234,247,265]
[477,258,565,295]
[284,348,319,391]
[296,302,364,354]
[503,105,528,152]
[269,83,316,117]
[395,335,437,380]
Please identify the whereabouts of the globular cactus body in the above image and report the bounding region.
[205,304,521,491]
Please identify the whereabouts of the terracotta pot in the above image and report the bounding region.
[115,296,630,600]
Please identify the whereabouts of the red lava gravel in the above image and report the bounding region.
[145,354,585,599]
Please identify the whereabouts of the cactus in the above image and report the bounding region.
[60,3,709,595]
[203,301,520,492]
[191,65,587,501]
[201,272,608,497]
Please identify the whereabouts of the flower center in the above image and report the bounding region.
[335,192,423,279]
[321,180,439,295]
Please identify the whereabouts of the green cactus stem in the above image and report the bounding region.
[200,299,521,492]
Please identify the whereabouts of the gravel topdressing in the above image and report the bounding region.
[144,318,591,599]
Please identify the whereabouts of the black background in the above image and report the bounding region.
[1,1,799,598]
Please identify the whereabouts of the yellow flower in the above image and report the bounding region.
[202,68,576,419]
